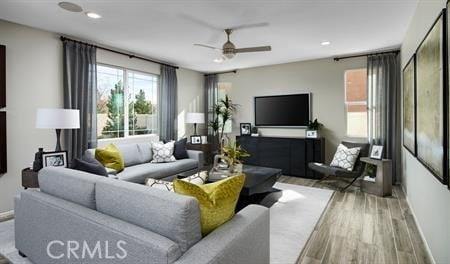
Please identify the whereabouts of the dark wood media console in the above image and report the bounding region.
[236,136,325,179]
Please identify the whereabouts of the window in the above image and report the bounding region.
[97,65,158,139]
[345,69,368,138]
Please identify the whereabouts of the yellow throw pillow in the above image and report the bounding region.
[173,174,245,236]
[95,144,125,172]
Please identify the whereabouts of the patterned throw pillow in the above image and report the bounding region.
[330,144,361,171]
[151,141,176,163]
[145,172,208,191]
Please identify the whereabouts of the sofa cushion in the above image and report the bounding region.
[38,167,102,209]
[95,144,125,172]
[115,143,142,167]
[173,174,245,236]
[137,142,153,163]
[117,158,199,183]
[95,178,202,253]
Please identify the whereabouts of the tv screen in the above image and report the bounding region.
[254,94,310,127]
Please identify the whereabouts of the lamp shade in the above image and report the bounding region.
[36,108,80,129]
[185,112,205,124]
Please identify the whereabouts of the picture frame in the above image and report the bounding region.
[42,151,68,168]
[240,123,251,136]
[402,54,417,156]
[190,135,202,145]
[416,10,447,183]
[306,130,318,138]
[370,145,384,160]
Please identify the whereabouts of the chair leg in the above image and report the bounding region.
[340,177,360,192]
[318,174,331,182]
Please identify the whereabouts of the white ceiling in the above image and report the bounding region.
[0,0,418,73]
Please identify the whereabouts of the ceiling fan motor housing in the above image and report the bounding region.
[223,41,235,59]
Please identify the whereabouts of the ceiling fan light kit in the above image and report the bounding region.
[195,27,272,60]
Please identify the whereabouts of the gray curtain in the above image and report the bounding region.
[63,40,97,161]
[367,53,401,183]
[204,74,218,141]
[159,65,178,141]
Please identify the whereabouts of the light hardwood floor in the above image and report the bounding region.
[278,175,433,264]
[0,176,433,264]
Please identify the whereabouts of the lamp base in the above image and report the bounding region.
[55,129,62,151]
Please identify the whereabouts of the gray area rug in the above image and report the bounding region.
[267,182,333,264]
[0,182,333,264]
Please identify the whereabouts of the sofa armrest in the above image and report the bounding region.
[174,204,270,264]
[187,150,204,169]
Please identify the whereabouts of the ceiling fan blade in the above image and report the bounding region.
[231,22,269,31]
[235,46,272,53]
[193,44,222,51]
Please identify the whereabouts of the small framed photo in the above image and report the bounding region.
[42,151,68,168]
[306,130,318,138]
[240,123,251,136]
[370,145,384,160]
[190,135,202,145]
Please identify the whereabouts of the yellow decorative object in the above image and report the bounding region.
[95,144,125,172]
[173,174,245,236]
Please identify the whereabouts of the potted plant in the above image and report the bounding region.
[251,126,259,137]
[306,118,323,138]
[209,95,237,152]
[222,141,250,173]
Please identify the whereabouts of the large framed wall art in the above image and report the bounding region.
[403,55,416,155]
[0,45,5,173]
[416,11,447,183]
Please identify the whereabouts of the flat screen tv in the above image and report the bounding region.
[254,93,311,127]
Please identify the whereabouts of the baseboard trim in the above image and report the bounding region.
[402,185,436,264]
[0,210,14,222]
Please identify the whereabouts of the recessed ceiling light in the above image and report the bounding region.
[86,12,101,19]
[213,58,224,63]
[58,2,83,12]
[321,41,331,46]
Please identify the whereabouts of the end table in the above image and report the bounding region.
[22,168,39,189]
[187,143,213,166]
[359,157,392,197]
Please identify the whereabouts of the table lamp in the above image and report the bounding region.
[185,112,205,135]
[36,108,80,151]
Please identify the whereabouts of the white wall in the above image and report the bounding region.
[0,20,204,213]
[401,0,450,263]
[218,57,367,162]
[0,20,63,213]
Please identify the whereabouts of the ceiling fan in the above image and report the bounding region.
[194,29,272,61]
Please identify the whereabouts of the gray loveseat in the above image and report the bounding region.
[15,167,270,264]
[85,142,204,183]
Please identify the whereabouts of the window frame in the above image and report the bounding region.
[344,68,368,139]
[96,63,160,141]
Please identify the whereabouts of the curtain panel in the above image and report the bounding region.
[367,53,401,183]
[159,65,178,141]
[204,74,218,141]
[63,40,97,161]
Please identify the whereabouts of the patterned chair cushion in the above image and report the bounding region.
[330,144,361,171]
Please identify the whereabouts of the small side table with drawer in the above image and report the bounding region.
[22,168,39,189]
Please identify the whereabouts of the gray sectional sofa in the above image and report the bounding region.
[85,142,204,183]
[14,167,270,264]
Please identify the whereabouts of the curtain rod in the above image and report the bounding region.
[60,36,179,69]
[333,50,400,61]
[204,70,237,76]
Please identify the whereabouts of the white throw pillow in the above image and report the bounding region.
[151,141,176,163]
[330,144,361,171]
